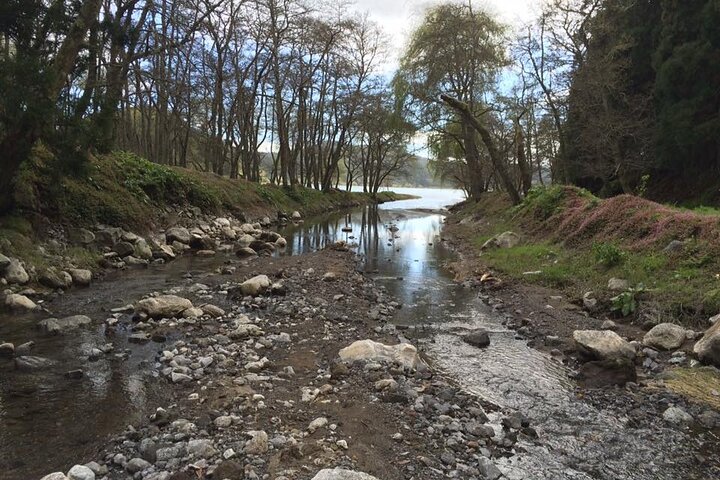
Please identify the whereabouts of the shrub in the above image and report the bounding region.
[592,242,626,268]
[611,284,646,317]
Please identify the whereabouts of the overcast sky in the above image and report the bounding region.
[352,0,541,69]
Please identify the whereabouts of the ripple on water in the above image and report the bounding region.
[425,304,703,480]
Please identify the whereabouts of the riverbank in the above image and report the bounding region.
[443,186,720,409]
[0,149,411,293]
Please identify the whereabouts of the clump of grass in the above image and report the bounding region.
[592,242,626,268]
[664,367,720,410]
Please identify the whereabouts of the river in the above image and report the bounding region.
[0,187,716,479]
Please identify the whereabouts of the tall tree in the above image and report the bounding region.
[395,1,516,201]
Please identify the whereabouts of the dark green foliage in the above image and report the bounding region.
[653,0,720,176]
[565,0,720,202]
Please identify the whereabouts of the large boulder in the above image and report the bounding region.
[153,244,176,261]
[481,231,520,250]
[136,295,193,318]
[338,339,425,370]
[643,323,686,350]
[236,247,258,258]
[221,227,237,241]
[5,293,37,310]
[68,268,92,286]
[239,275,271,296]
[573,330,635,360]
[39,267,73,289]
[229,323,264,339]
[67,464,95,480]
[38,315,92,335]
[189,234,214,251]
[134,239,153,260]
[311,469,380,480]
[94,228,123,246]
[165,227,192,245]
[113,241,135,258]
[68,228,96,245]
[694,321,720,367]
[4,259,29,284]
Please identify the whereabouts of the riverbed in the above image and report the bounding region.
[0,187,717,479]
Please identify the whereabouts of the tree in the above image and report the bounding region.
[0,0,102,213]
[395,1,511,200]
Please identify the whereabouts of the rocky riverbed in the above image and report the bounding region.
[15,249,535,480]
[2,193,720,480]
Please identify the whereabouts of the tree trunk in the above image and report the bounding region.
[440,95,522,205]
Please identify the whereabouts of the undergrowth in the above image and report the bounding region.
[455,186,720,326]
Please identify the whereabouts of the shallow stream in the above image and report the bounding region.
[0,187,715,479]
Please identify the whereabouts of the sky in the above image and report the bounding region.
[353,0,542,69]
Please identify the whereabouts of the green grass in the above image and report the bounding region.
[1,147,413,279]
[9,147,412,232]
[462,200,717,324]
[664,367,720,410]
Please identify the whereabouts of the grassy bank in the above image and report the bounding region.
[448,185,720,328]
[0,148,410,274]
[8,148,408,232]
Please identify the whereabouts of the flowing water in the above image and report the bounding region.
[0,187,716,479]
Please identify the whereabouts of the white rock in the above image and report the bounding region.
[230,323,264,339]
[244,430,269,454]
[239,275,271,296]
[5,293,37,310]
[171,372,192,383]
[67,464,95,480]
[607,278,629,291]
[573,330,635,360]
[308,417,328,432]
[643,323,687,350]
[40,473,69,480]
[136,295,193,318]
[663,406,693,425]
[214,415,232,428]
[311,469,380,480]
[338,339,425,370]
[601,320,617,330]
[38,315,91,334]
[182,306,204,318]
[481,231,520,250]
